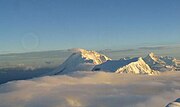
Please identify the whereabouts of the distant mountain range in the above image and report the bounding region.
[45,48,179,76]
[144,52,178,71]
[0,48,179,84]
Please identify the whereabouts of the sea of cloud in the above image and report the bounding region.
[0,71,180,107]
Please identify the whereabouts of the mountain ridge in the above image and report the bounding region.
[45,49,178,76]
[144,52,178,72]
[45,48,111,75]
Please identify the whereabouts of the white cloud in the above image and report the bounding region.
[0,71,180,107]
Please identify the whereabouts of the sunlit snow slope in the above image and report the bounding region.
[46,48,111,75]
[144,53,178,72]
[93,57,158,75]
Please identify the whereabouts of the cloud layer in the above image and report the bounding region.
[0,71,180,107]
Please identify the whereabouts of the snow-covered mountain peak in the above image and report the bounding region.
[149,52,156,59]
[93,57,158,75]
[78,49,111,64]
[144,53,178,71]
[68,48,87,53]
[146,52,162,63]
[45,49,111,75]
[137,57,144,61]
[68,48,111,65]
[116,57,158,75]
[44,50,178,76]
[149,52,155,57]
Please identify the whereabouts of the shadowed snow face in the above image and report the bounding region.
[0,72,180,107]
[166,98,180,107]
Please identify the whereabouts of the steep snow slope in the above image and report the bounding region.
[116,57,158,74]
[144,53,178,72]
[46,49,111,75]
[166,98,180,107]
[93,57,158,75]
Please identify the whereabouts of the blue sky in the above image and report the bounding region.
[0,0,180,54]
